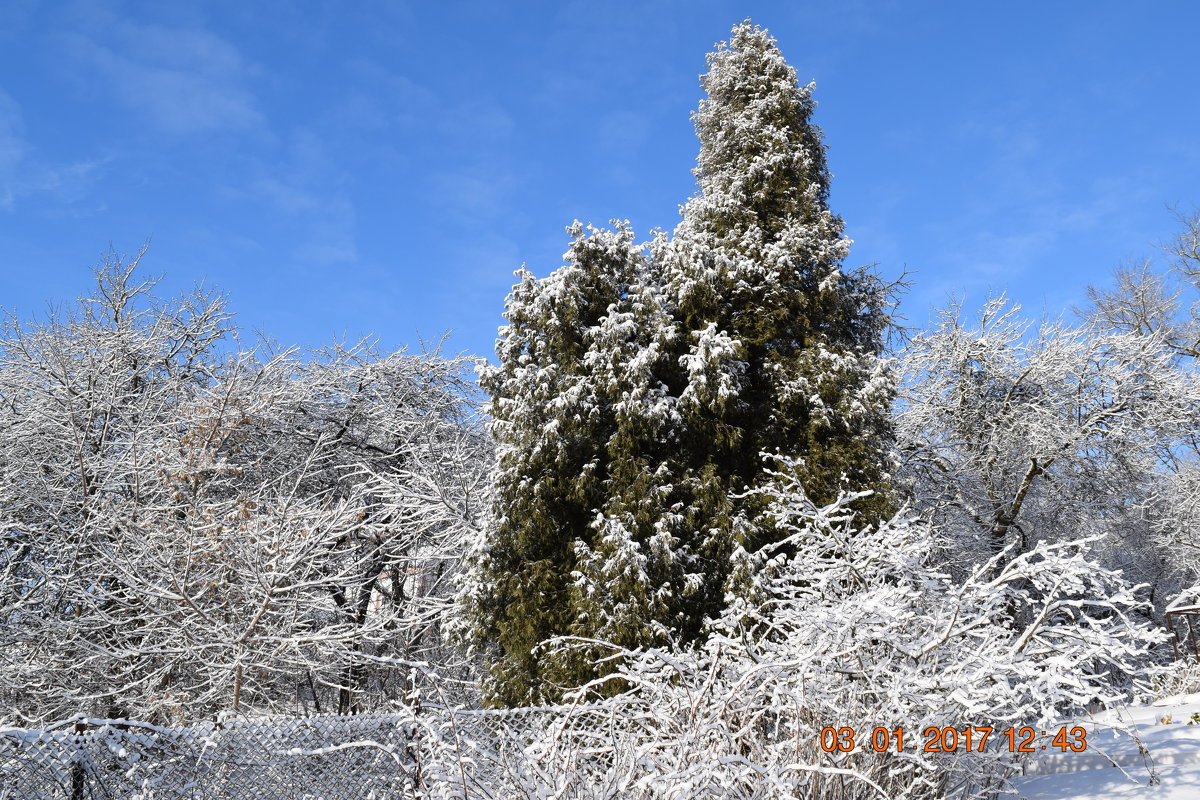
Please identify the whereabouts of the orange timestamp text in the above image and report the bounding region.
[819,725,1088,754]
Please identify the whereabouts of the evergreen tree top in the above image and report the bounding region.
[687,22,838,239]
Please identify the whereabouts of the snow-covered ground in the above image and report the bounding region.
[1015,693,1200,799]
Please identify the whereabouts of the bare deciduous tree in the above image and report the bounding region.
[0,253,489,724]
[1085,209,1200,360]
[1079,210,1200,589]
[896,295,1197,597]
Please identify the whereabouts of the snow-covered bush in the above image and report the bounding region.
[0,256,489,725]
[1153,465,1200,582]
[897,295,1199,605]
[504,459,1165,800]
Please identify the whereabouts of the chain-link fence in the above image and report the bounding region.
[0,702,628,800]
[0,712,425,799]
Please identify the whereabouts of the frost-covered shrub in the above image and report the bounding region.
[896,295,1200,605]
[1154,465,1200,581]
[0,257,489,725]
[510,459,1164,800]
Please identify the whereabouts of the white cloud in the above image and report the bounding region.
[597,109,651,153]
[430,167,514,216]
[60,18,264,135]
[0,90,29,207]
[0,88,107,211]
[238,127,359,265]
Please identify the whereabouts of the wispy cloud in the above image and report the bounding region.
[0,0,37,43]
[444,230,522,307]
[59,15,263,135]
[430,166,515,217]
[242,128,359,265]
[0,90,27,176]
[0,88,107,211]
[292,193,358,265]
[597,110,651,154]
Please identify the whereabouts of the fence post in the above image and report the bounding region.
[70,719,87,800]
[411,699,422,792]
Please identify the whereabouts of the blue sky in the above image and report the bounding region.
[2,1,1198,361]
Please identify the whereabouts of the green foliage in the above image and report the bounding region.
[463,22,894,706]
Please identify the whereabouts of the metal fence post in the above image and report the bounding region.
[70,719,87,800]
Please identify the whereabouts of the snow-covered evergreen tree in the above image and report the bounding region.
[469,223,649,704]
[647,20,895,603]
[466,22,894,705]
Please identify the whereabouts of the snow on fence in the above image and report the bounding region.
[0,703,623,800]
[0,712,422,799]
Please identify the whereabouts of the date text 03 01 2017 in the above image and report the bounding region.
[819,726,1088,754]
